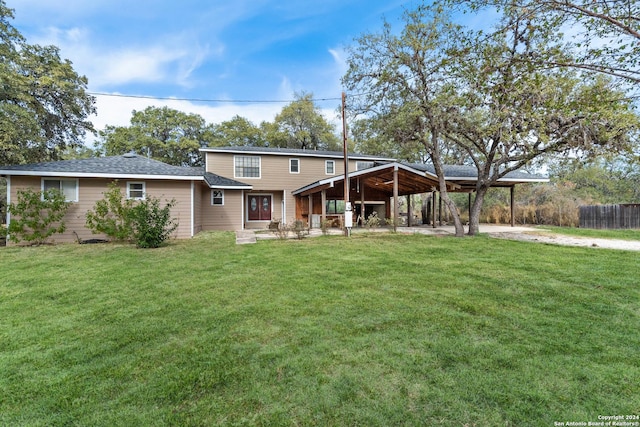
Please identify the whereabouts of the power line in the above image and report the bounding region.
[87,91,346,104]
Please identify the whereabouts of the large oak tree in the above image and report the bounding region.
[344,4,639,236]
[0,1,95,166]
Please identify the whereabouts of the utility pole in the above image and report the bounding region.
[342,91,351,237]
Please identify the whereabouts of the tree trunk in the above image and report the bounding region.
[468,186,488,236]
[430,135,464,237]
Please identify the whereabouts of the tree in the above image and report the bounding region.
[98,106,213,166]
[344,8,472,236]
[268,92,341,151]
[440,6,638,234]
[7,188,70,245]
[452,0,640,84]
[0,1,96,166]
[210,115,267,147]
[344,4,639,236]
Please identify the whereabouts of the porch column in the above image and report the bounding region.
[407,195,411,227]
[321,189,327,224]
[308,194,314,229]
[468,193,472,224]
[393,165,399,225]
[510,186,515,227]
[438,192,443,226]
[360,180,365,226]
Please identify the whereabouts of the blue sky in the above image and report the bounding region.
[9,0,429,142]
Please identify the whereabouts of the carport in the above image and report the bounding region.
[293,162,548,228]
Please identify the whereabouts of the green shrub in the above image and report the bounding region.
[86,182,135,241]
[365,212,381,228]
[86,182,178,248]
[290,219,308,240]
[129,196,178,248]
[7,188,70,245]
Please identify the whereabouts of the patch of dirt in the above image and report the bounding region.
[489,232,640,251]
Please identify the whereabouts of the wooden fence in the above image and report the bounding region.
[579,204,640,229]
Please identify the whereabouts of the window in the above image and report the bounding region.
[127,182,145,200]
[42,178,78,202]
[235,155,261,178]
[356,161,374,171]
[211,190,224,206]
[289,158,300,174]
[326,200,345,214]
[325,160,335,175]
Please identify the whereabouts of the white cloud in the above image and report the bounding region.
[30,25,218,89]
[90,93,284,135]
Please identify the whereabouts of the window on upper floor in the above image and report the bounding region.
[234,155,261,178]
[325,160,335,175]
[211,190,224,206]
[127,182,145,200]
[290,158,300,174]
[42,178,78,202]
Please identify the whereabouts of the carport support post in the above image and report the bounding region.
[321,189,327,225]
[407,195,411,227]
[432,191,437,228]
[438,192,443,226]
[393,165,399,227]
[510,186,515,227]
[360,182,365,227]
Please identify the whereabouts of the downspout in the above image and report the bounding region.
[5,176,10,238]
[241,190,245,230]
[283,190,286,225]
[190,181,195,237]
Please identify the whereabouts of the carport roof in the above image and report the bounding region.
[293,162,548,197]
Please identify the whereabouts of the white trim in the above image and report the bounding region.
[5,176,10,236]
[211,189,224,206]
[241,190,245,230]
[190,181,195,237]
[325,160,335,175]
[0,170,204,181]
[126,181,146,200]
[289,158,300,174]
[41,177,79,202]
[200,147,395,162]
[246,193,274,222]
[233,155,261,179]
[282,190,287,223]
[205,184,252,190]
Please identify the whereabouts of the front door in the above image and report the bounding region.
[248,195,272,221]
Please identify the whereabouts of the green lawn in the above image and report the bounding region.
[1,232,638,426]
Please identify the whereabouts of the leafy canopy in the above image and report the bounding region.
[0,1,96,166]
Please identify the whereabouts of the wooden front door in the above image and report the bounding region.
[248,195,272,221]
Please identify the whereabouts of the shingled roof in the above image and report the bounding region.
[0,153,251,188]
[201,146,396,161]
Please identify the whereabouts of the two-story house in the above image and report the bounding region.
[1,146,547,244]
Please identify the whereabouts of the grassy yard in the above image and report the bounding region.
[1,232,638,426]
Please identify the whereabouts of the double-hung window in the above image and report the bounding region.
[42,178,78,202]
[234,156,261,178]
[290,158,300,174]
[325,160,335,175]
[127,182,145,200]
[211,190,224,206]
